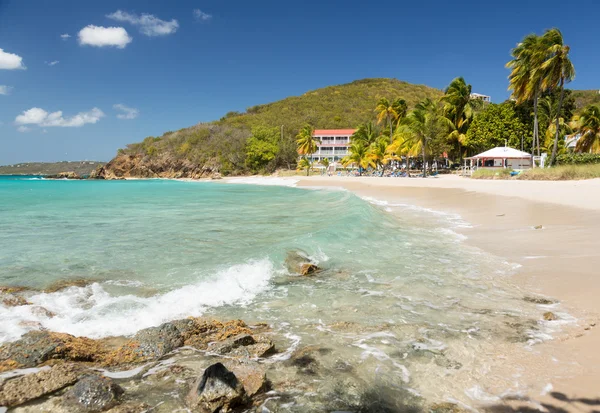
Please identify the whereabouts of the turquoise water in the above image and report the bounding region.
[0,176,558,404]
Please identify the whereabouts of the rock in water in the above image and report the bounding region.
[543,311,558,321]
[187,363,246,413]
[285,250,320,276]
[64,375,124,412]
[0,364,81,407]
[300,263,319,276]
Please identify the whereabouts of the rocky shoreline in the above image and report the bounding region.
[0,252,468,412]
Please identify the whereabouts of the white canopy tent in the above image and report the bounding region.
[464,147,532,173]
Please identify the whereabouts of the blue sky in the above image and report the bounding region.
[1,0,599,164]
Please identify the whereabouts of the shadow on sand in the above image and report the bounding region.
[484,391,600,413]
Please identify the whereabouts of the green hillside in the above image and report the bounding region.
[0,161,104,176]
[220,78,443,131]
[571,89,600,111]
[119,78,443,175]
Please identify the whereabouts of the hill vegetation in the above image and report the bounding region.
[100,79,443,177]
[571,89,600,111]
[0,161,104,176]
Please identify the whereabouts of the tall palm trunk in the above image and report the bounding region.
[388,115,393,145]
[549,77,565,167]
[533,91,540,156]
[422,140,427,178]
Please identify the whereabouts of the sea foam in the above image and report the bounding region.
[0,258,274,343]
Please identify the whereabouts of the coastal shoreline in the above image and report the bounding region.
[293,174,600,412]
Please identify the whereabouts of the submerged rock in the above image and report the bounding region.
[429,402,466,413]
[523,296,556,305]
[0,363,82,407]
[64,375,124,412]
[0,331,105,372]
[1,293,31,307]
[187,362,246,413]
[44,278,97,293]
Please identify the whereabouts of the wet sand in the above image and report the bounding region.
[297,175,600,412]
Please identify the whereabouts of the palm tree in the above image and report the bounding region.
[375,98,407,144]
[341,143,375,175]
[540,29,575,166]
[398,99,452,177]
[351,121,381,147]
[572,105,600,153]
[368,138,389,172]
[507,33,548,156]
[441,77,480,161]
[297,157,313,176]
[320,157,330,174]
[296,125,319,156]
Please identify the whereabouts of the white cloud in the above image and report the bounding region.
[113,104,139,120]
[0,48,26,70]
[15,107,105,128]
[46,60,59,66]
[17,126,31,133]
[193,9,212,21]
[0,85,12,95]
[78,25,132,49]
[107,10,178,36]
[60,33,71,40]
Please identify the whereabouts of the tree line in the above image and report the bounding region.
[295,27,600,176]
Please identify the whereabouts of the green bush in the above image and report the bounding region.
[471,168,514,179]
[555,153,600,165]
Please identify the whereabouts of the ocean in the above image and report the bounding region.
[0,176,561,408]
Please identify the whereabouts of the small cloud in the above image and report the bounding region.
[107,10,178,36]
[0,85,12,95]
[60,33,71,40]
[0,48,26,70]
[46,60,60,66]
[113,103,139,120]
[193,9,212,21]
[78,25,132,49]
[17,126,31,133]
[15,107,105,128]
[42,129,48,134]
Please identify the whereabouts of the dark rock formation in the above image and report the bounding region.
[64,375,124,412]
[0,363,82,407]
[187,363,246,413]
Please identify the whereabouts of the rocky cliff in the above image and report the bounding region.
[90,154,220,180]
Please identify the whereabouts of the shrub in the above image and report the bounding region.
[555,153,600,165]
[471,168,514,179]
